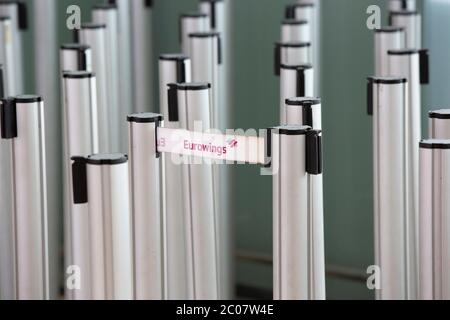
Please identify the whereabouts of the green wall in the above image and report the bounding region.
[320,0,377,299]
[230,0,381,299]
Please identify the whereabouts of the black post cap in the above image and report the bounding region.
[0,97,17,139]
[71,156,88,204]
[306,130,322,175]
[419,49,429,85]
[167,83,179,122]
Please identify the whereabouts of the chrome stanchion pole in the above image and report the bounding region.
[419,140,450,300]
[73,153,133,300]
[0,95,49,300]
[60,44,92,72]
[60,44,92,300]
[279,63,314,124]
[158,54,191,299]
[77,23,110,153]
[0,92,15,302]
[62,71,98,300]
[389,0,416,11]
[169,82,218,300]
[188,32,230,299]
[108,0,134,116]
[198,8,232,297]
[131,0,153,113]
[180,13,210,55]
[387,49,429,300]
[389,11,421,49]
[199,0,229,126]
[284,97,321,129]
[285,3,315,37]
[374,27,405,77]
[367,77,409,300]
[0,17,17,95]
[159,55,192,116]
[285,1,319,92]
[429,110,450,139]
[33,0,60,299]
[0,18,15,299]
[0,1,27,93]
[420,111,450,299]
[188,32,221,134]
[92,4,122,152]
[198,7,232,284]
[274,42,311,76]
[272,125,324,300]
[281,99,325,300]
[127,113,163,300]
[197,9,232,294]
[281,19,311,44]
[199,0,226,35]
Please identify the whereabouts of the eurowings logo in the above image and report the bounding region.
[184,140,227,156]
[182,138,238,156]
[227,139,238,148]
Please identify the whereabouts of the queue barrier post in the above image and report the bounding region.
[0,95,49,300]
[72,154,133,300]
[367,76,410,299]
[271,125,324,300]
[128,113,164,300]
[419,140,450,300]
[62,71,98,300]
[158,54,192,299]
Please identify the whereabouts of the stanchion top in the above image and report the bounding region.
[388,50,429,84]
[286,97,321,106]
[285,2,315,19]
[0,0,25,5]
[71,156,85,162]
[429,110,450,119]
[159,54,189,61]
[275,41,311,48]
[389,0,416,9]
[389,10,420,16]
[92,3,117,10]
[367,76,407,84]
[61,43,91,51]
[286,3,315,9]
[420,140,450,150]
[388,48,426,55]
[14,95,42,103]
[200,0,224,3]
[272,125,312,136]
[188,31,220,38]
[173,82,211,91]
[0,0,27,30]
[62,71,95,79]
[282,19,308,26]
[374,26,404,33]
[80,22,107,29]
[85,153,128,165]
[180,12,208,18]
[280,63,313,70]
[127,113,163,124]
